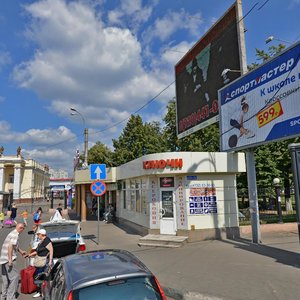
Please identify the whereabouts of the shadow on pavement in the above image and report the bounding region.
[223,237,300,269]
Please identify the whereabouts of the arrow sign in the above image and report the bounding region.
[94,166,102,179]
[90,164,106,180]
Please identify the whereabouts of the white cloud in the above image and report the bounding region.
[143,9,203,44]
[0,96,4,102]
[22,147,74,172]
[0,121,78,173]
[0,122,76,147]
[0,51,11,71]
[21,126,76,145]
[107,0,157,32]
[160,41,194,65]
[12,0,168,127]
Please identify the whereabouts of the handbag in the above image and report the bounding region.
[33,255,47,268]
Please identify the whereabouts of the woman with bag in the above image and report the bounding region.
[27,229,53,298]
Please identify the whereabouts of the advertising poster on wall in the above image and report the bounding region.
[175,2,243,139]
[188,182,217,215]
[219,42,300,151]
[149,177,159,228]
[176,176,187,229]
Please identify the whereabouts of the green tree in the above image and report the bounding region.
[113,115,166,165]
[88,141,115,167]
[238,43,298,199]
[163,99,219,152]
[248,44,286,70]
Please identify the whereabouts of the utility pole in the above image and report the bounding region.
[70,108,88,168]
[84,128,88,167]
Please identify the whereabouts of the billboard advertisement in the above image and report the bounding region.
[175,2,243,139]
[219,41,300,151]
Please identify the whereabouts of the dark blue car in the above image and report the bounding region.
[41,249,166,300]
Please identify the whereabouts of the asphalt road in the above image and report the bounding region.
[2,212,300,300]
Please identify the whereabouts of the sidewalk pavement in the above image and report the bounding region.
[70,210,300,300]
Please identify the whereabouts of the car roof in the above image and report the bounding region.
[40,219,80,226]
[63,249,153,290]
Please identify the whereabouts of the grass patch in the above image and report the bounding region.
[239,213,297,226]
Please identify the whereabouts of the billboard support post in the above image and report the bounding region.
[289,143,300,243]
[237,0,261,243]
[246,150,261,243]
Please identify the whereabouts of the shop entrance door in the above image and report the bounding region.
[160,190,176,235]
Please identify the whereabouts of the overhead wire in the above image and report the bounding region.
[37,0,273,151]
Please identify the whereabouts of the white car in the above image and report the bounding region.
[29,219,86,265]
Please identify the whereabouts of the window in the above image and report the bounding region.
[73,276,163,300]
[141,190,147,214]
[123,181,126,209]
[50,264,66,300]
[123,178,148,214]
[9,175,14,183]
[136,189,141,213]
[130,190,135,211]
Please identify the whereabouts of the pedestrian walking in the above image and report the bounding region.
[20,210,28,227]
[33,207,42,225]
[0,212,4,228]
[56,203,63,216]
[0,223,27,300]
[10,204,17,225]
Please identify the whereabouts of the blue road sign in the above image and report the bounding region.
[90,164,107,180]
[90,180,106,197]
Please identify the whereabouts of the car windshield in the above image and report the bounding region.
[73,276,163,300]
[41,224,78,239]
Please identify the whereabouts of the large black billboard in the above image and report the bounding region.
[175,2,243,138]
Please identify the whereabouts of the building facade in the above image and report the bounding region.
[73,152,246,241]
[0,151,50,207]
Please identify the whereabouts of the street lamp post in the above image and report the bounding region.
[273,178,283,223]
[265,36,292,45]
[221,68,241,84]
[70,108,88,168]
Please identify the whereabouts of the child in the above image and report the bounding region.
[33,207,42,224]
[20,209,28,226]
[0,211,4,228]
[11,203,18,225]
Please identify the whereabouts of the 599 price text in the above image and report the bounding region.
[256,100,283,128]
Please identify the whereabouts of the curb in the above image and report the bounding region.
[163,286,225,300]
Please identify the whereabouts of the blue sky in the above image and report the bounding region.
[0,0,299,176]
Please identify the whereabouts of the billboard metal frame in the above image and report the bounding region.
[175,0,246,139]
[219,41,300,152]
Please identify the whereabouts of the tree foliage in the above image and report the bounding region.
[238,43,298,195]
[88,141,115,167]
[112,115,166,165]
[86,42,297,194]
[163,99,219,152]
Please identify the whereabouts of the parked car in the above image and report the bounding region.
[39,249,167,300]
[29,219,86,265]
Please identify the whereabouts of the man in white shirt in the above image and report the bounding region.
[0,223,27,300]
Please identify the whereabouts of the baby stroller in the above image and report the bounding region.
[3,218,14,227]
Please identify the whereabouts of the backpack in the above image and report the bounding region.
[33,212,40,222]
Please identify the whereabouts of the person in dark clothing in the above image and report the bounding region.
[28,229,53,298]
[56,203,63,216]
[11,203,17,225]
